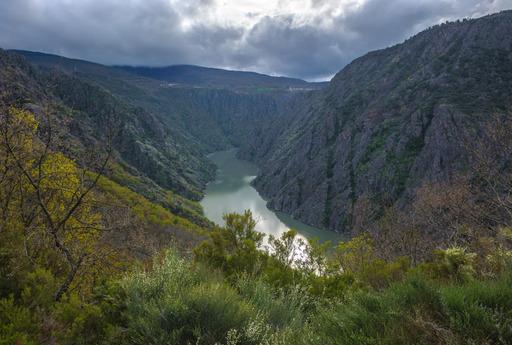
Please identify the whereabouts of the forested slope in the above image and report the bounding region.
[14,50,314,153]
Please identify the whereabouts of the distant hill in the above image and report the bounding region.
[117,64,326,91]
[12,49,302,153]
[12,50,326,91]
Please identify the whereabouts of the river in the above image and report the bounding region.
[200,149,342,244]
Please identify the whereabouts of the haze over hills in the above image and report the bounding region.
[12,50,325,91]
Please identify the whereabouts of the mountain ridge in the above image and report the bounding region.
[239,9,512,233]
[10,49,326,91]
[116,64,327,90]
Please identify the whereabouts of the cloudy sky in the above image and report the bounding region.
[1,0,510,80]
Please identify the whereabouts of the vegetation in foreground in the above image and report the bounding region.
[1,106,511,345]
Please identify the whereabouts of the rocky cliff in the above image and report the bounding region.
[241,10,512,233]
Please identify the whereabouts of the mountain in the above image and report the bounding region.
[12,50,303,152]
[117,64,326,91]
[0,48,216,228]
[3,49,313,228]
[3,10,512,345]
[240,10,512,233]
[9,10,512,237]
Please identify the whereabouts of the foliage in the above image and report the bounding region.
[120,250,256,345]
[97,174,203,233]
[194,210,266,276]
[0,107,111,299]
[303,273,512,345]
[0,109,511,345]
[114,242,512,345]
[0,107,203,344]
[430,247,477,282]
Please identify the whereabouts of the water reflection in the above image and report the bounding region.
[200,149,342,245]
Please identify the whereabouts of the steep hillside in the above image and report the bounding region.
[0,48,212,226]
[241,10,512,233]
[3,49,313,227]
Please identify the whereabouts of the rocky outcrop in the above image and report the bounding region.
[240,11,512,233]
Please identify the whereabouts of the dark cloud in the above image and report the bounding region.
[0,0,510,80]
[236,0,512,79]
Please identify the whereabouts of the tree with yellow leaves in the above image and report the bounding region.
[0,106,112,301]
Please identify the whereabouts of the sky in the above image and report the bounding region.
[1,0,511,80]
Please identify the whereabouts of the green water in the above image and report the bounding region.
[201,149,342,244]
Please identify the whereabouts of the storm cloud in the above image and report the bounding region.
[1,0,510,80]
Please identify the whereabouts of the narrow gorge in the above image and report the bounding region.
[2,4,512,345]
[11,11,512,238]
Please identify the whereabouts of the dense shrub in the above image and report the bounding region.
[121,251,255,344]
[302,273,512,345]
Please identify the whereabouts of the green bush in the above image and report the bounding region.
[121,250,257,345]
[0,297,36,345]
[441,273,512,342]
[431,247,477,282]
[301,273,512,345]
[236,278,310,330]
[2,208,511,345]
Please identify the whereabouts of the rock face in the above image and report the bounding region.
[1,49,313,224]
[240,11,512,233]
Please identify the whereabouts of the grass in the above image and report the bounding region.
[304,273,512,345]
